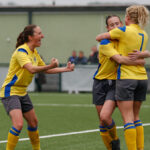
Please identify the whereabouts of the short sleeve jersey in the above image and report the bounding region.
[109,24,148,79]
[93,39,119,80]
[0,43,46,97]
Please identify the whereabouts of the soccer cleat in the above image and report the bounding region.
[111,139,120,150]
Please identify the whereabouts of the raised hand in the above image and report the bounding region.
[50,58,59,68]
[67,61,75,71]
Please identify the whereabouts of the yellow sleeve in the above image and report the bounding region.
[109,26,126,40]
[16,51,31,67]
[37,54,46,66]
[100,39,119,58]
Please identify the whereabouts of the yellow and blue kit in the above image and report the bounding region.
[109,24,148,80]
[0,43,45,97]
[94,40,120,150]
[93,39,119,80]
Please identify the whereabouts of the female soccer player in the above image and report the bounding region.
[93,15,144,150]
[96,5,149,150]
[0,24,74,150]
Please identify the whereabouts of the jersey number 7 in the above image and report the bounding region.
[138,33,144,51]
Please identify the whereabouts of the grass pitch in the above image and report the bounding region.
[0,92,150,150]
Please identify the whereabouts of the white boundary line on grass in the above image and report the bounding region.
[35,103,94,107]
[0,103,150,108]
[0,123,150,144]
[34,104,150,108]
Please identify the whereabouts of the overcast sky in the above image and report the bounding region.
[0,0,150,6]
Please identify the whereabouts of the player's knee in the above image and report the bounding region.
[28,118,38,128]
[100,112,108,124]
[14,122,23,131]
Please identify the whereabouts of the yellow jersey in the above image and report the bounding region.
[110,24,148,79]
[94,39,119,80]
[0,43,46,97]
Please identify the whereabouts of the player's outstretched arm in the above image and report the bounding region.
[111,54,145,66]
[45,61,75,74]
[23,58,59,74]
[96,32,111,41]
[128,50,150,60]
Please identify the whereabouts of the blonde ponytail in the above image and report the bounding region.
[126,5,149,28]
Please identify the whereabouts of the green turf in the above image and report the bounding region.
[0,92,150,150]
